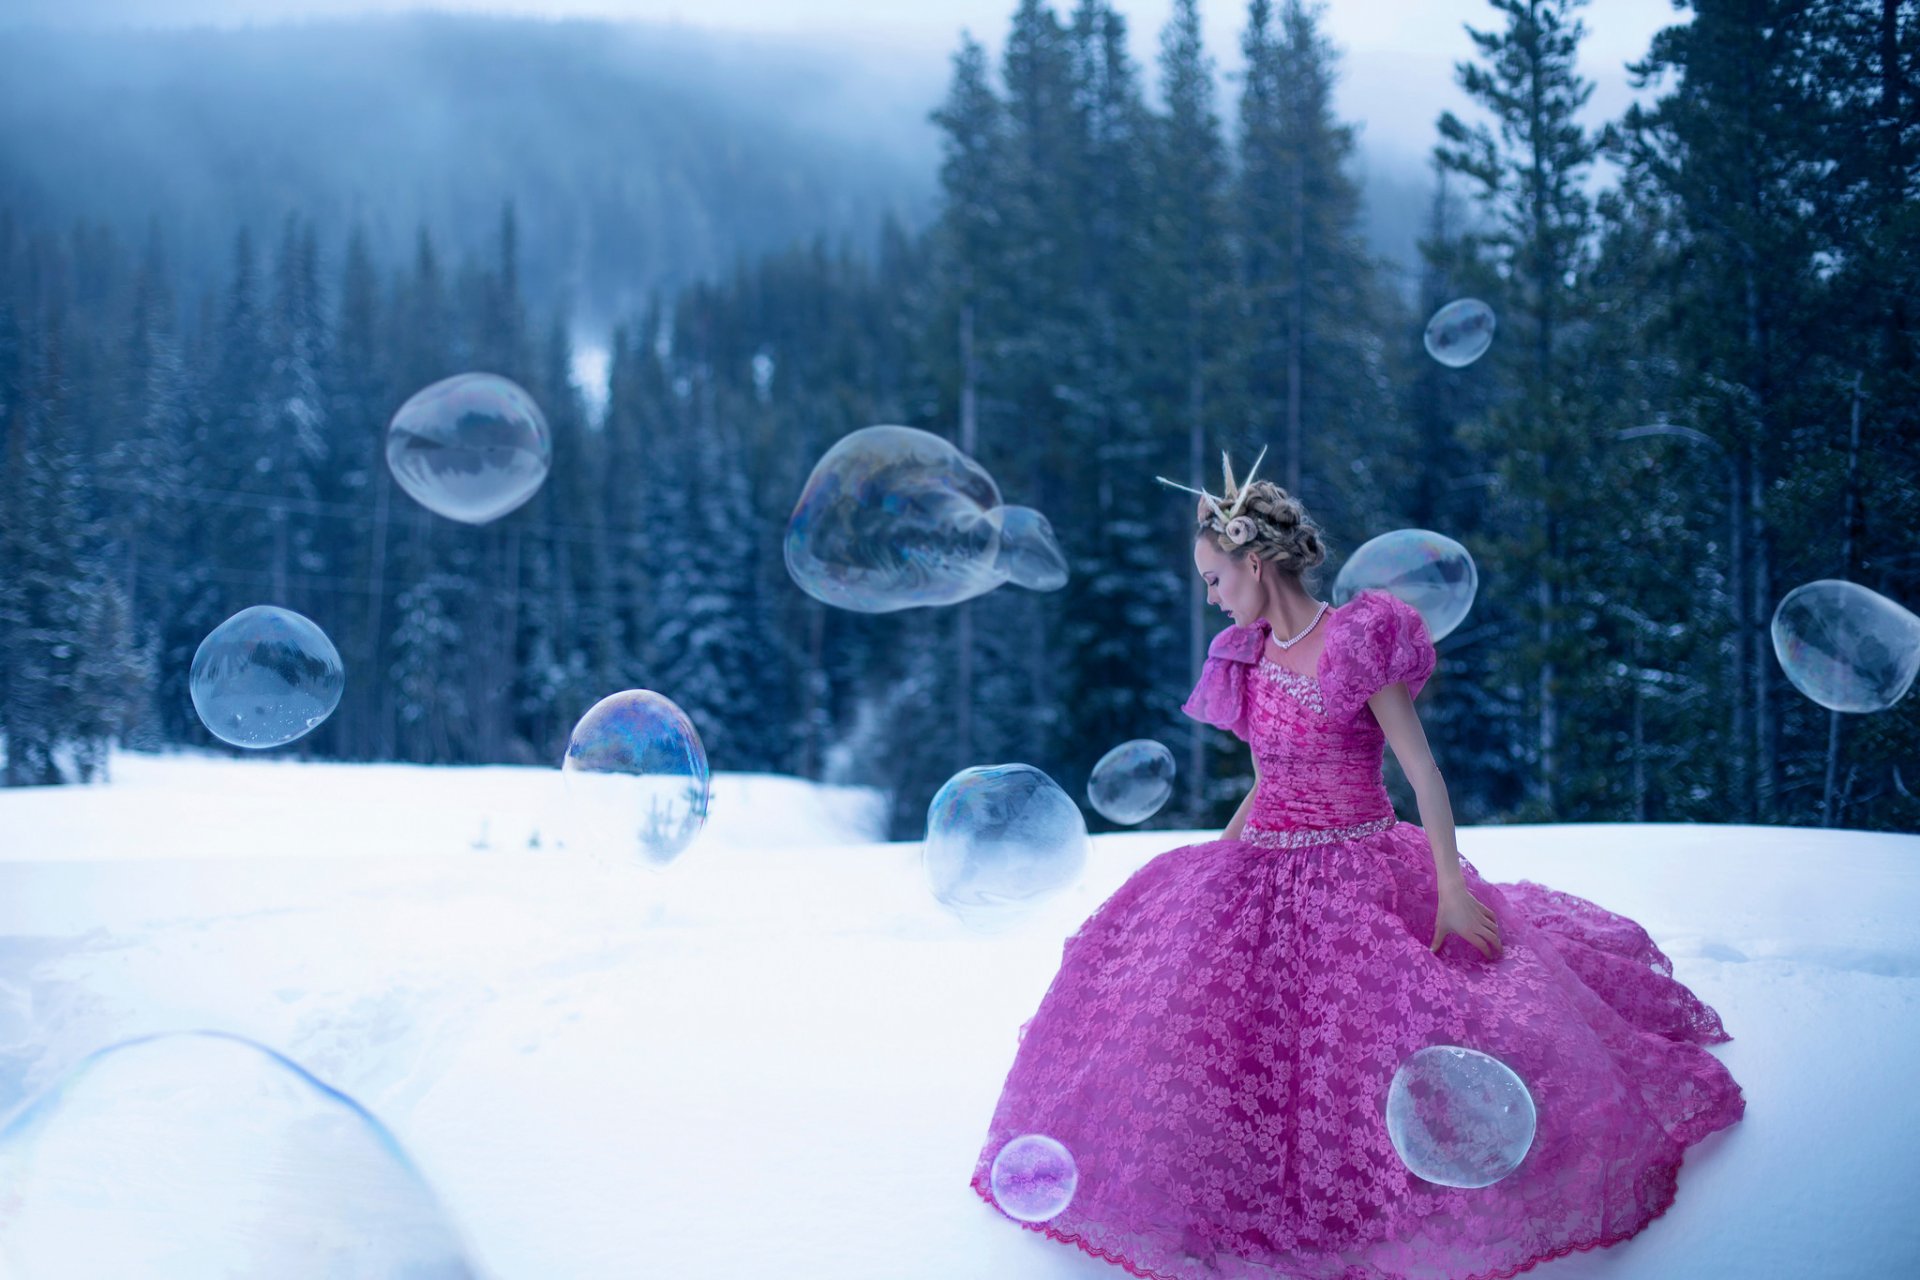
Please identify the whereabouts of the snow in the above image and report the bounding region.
[2,753,1917,1278]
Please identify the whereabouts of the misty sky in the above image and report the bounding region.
[5,0,1681,165]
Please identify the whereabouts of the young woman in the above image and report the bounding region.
[970,465,1745,1279]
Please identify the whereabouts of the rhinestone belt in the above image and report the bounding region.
[1239,814,1397,849]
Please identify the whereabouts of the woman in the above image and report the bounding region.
[969,461,1745,1279]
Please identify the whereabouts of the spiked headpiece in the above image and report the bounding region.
[1156,446,1269,547]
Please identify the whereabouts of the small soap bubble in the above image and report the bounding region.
[1333,529,1478,641]
[1086,739,1176,826]
[563,690,711,867]
[989,1133,1079,1223]
[785,424,1066,612]
[925,763,1088,930]
[1385,1044,1536,1189]
[0,1031,476,1279]
[990,505,1070,592]
[387,372,552,525]
[1424,298,1497,368]
[1772,579,1920,713]
[189,605,345,749]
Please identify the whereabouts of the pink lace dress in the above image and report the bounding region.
[969,590,1745,1280]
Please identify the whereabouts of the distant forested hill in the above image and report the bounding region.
[0,14,938,321]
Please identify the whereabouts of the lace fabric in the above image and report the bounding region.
[973,591,1745,1279]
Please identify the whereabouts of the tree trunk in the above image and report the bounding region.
[956,297,978,766]
[1728,455,1748,820]
[1186,294,1206,819]
[1822,374,1865,826]
[1286,152,1303,495]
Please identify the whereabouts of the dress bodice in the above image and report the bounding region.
[1181,591,1437,844]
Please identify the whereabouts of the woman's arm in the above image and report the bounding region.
[1370,682,1503,958]
[1222,757,1260,841]
[1369,683,1463,886]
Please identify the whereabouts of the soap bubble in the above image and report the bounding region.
[1423,298,1497,369]
[189,605,345,749]
[1086,739,1176,825]
[925,763,1087,930]
[989,1133,1079,1223]
[0,1030,476,1279]
[387,372,552,524]
[1771,579,1920,713]
[785,425,1066,612]
[1385,1044,1536,1189]
[1334,530,1478,641]
[563,690,711,867]
[990,505,1070,592]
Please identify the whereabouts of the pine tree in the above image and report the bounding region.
[1152,0,1236,822]
[1435,0,1599,815]
[1621,0,1849,822]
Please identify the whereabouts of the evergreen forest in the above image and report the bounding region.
[1,0,1915,839]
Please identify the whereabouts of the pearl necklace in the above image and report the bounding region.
[1269,601,1329,651]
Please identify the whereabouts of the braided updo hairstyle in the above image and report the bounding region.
[1196,480,1329,584]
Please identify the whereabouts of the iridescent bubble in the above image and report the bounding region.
[785,424,1067,612]
[1333,529,1478,641]
[189,605,345,749]
[990,505,1069,592]
[989,1133,1079,1223]
[563,690,711,867]
[0,1031,476,1279]
[1086,739,1176,826]
[1385,1044,1536,1189]
[1424,298,1497,369]
[925,763,1088,930]
[1771,579,1920,713]
[387,372,552,524]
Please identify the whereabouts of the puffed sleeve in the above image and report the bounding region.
[1319,590,1438,722]
[1180,621,1267,743]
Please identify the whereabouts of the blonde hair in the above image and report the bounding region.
[1196,479,1328,579]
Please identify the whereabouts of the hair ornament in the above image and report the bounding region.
[1156,445,1270,544]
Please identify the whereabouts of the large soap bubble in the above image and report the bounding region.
[989,1133,1079,1223]
[785,424,1067,612]
[563,689,711,867]
[1086,739,1176,825]
[1385,1044,1536,1189]
[925,763,1088,930]
[387,372,552,524]
[1772,579,1920,713]
[0,1030,476,1279]
[1423,298,1497,368]
[189,605,345,748]
[1334,529,1478,641]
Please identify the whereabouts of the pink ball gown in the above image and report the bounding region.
[970,590,1745,1279]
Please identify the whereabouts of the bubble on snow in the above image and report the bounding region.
[785,424,1067,612]
[989,1133,1080,1223]
[1333,529,1478,641]
[1423,298,1497,369]
[1771,579,1920,713]
[924,763,1088,930]
[0,1031,476,1279]
[563,689,712,867]
[189,605,345,749]
[386,372,552,525]
[1385,1044,1536,1189]
[1086,739,1176,826]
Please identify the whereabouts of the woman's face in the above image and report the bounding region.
[1194,536,1263,628]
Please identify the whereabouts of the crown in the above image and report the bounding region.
[1156,446,1268,546]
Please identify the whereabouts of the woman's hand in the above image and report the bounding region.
[1431,880,1504,959]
